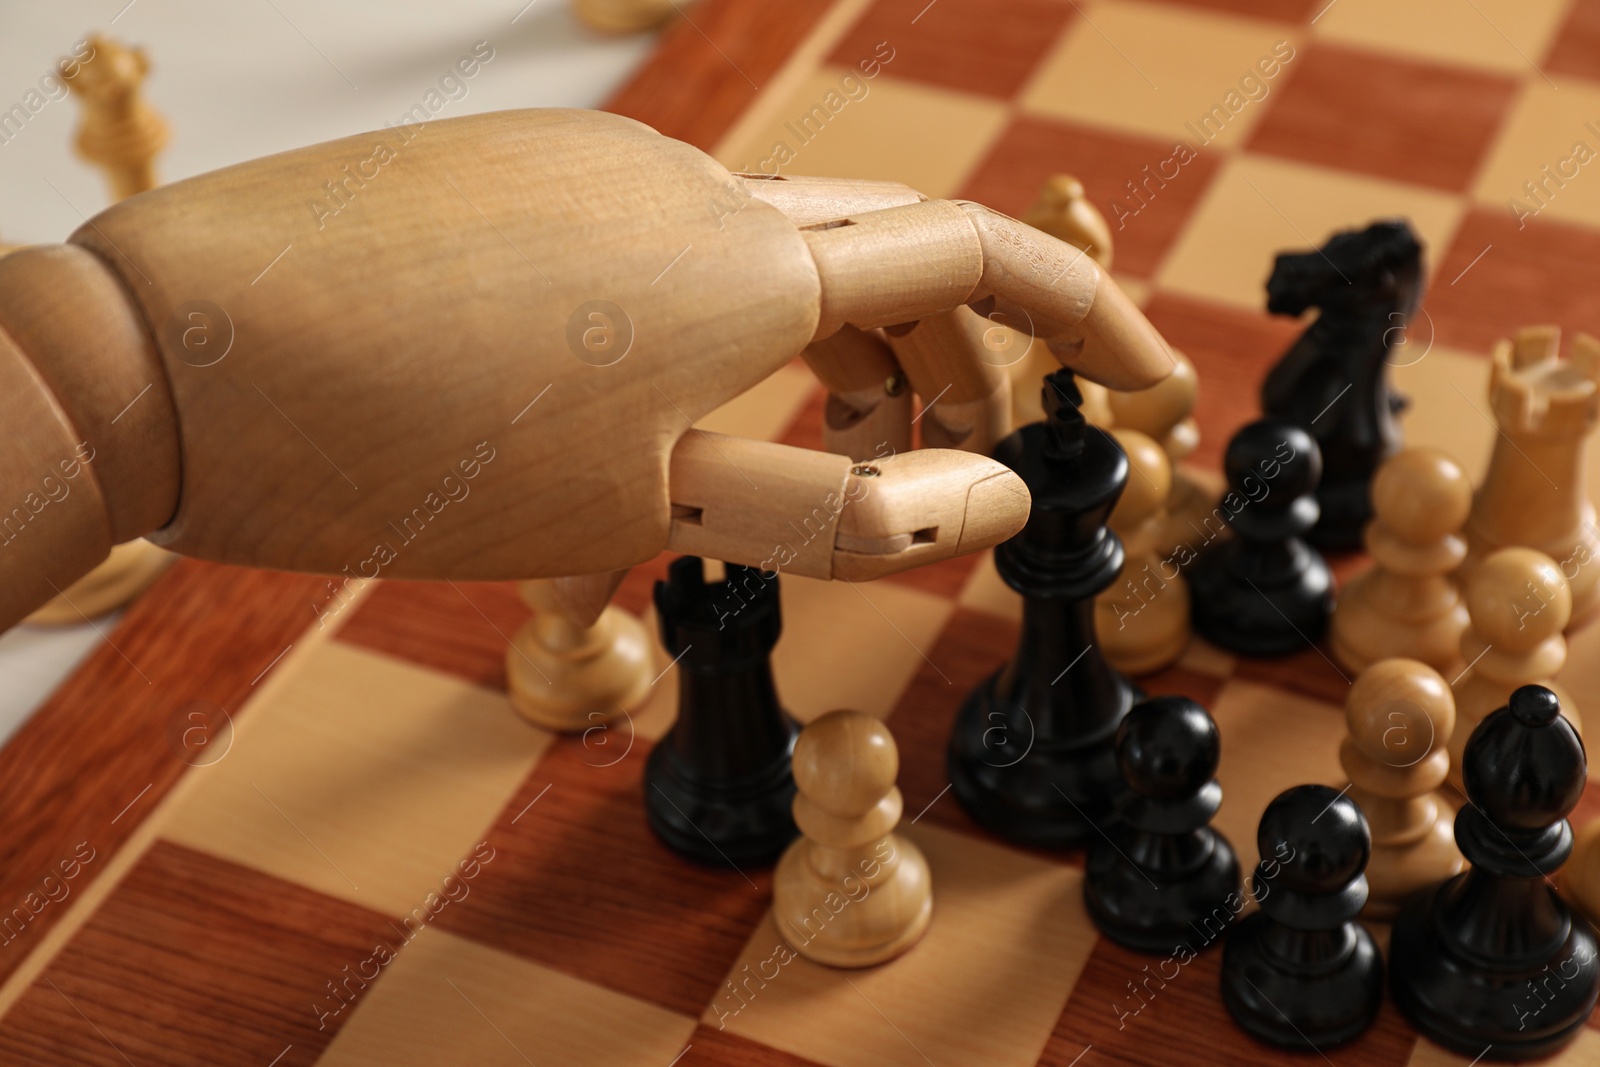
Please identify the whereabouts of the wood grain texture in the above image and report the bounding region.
[1231,641,1355,706]
[1543,0,1600,82]
[430,736,773,1019]
[1246,42,1519,193]
[774,380,984,599]
[1430,208,1600,355]
[6,2,1600,1063]
[0,560,322,990]
[605,0,840,151]
[6,103,1156,614]
[827,0,1077,100]
[70,109,822,583]
[0,840,396,1065]
[335,562,676,689]
[1044,934,1417,1067]
[1149,0,1324,19]
[959,116,1226,281]
[883,605,1017,838]
[678,1025,831,1066]
[336,579,537,691]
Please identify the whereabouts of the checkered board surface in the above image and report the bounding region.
[8,0,1600,1063]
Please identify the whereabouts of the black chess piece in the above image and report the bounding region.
[1389,685,1599,1060]
[644,557,800,867]
[1262,219,1422,551]
[1084,695,1241,953]
[1221,784,1384,1050]
[1187,418,1334,656]
[948,370,1141,848]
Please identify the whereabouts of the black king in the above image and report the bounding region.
[947,369,1141,847]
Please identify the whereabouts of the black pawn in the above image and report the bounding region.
[948,371,1141,848]
[1085,696,1241,953]
[1188,419,1334,656]
[1390,685,1599,1060]
[1263,219,1421,551]
[1221,784,1384,1050]
[644,557,800,867]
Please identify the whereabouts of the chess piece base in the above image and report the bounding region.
[947,668,1139,848]
[1221,911,1384,1049]
[1389,877,1600,1060]
[1363,812,1463,920]
[1085,829,1239,954]
[644,721,799,868]
[1330,572,1467,677]
[774,836,933,968]
[506,605,654,732]
[1097,575,1191,677]
[25,540,173,625]
[1189,542,1334,657]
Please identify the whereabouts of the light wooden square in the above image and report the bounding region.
[714,65,1009,199]
[1555,621,1598,772]
[1177,637,1236,679]
[320,927,697,1066]
[1391,343,1495,474]
[710,822,1093,1067]
[1472,79,1600,231]
[775,576,954,723]
[162,641,550,915]
[1407,1025,1599,1065]
[1313,0,1570,78]
[957,549,1020,622]
[1209,677,1347,877]
[1156,153,1464,310]
[1021,0,1302,151]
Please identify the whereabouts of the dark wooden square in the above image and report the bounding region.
[0,841,397,1066]
[828,0,1077,99]
[960,116,1226,280]
[431,735,772,1018]
[1247,43,1519,192]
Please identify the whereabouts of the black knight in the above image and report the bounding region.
[1262,219,1423,551]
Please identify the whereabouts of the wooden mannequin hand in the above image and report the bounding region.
[0,109,1174,633]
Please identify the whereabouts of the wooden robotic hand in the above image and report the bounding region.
[0,110,1174,634]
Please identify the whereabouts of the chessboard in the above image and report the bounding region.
[4,0,1600,1064]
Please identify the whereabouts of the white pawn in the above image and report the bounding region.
[774,711,932,967]
[1449,547,1581,789]
[1105,351,1224,559]
[1564,817,1600,930]
[1097,428,1190,674]
[1341,659,1463,919]
[506,577,653,732]
[1331,448,1472,675]
[1012,175,1115,429]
